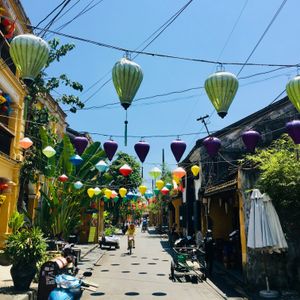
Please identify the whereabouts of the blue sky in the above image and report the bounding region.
[21,0,300,186]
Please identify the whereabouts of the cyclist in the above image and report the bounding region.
[126,223,136,249]
[141,218,148,232]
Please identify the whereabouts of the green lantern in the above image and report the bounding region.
[286,75,300,112]
[204,70,239,118]
[112,57,143,145]
[154,188,160,196]
[9,34,50,83]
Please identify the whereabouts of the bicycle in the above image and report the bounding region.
[128,236,134,255]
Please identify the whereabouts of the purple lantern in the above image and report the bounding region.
[74,136,88,155]
[134,140,150,163]
[103,139,118,161]
[242,130,261,152]
[286,120,300,144]
[203,136,221,157]
[170,138,187,163]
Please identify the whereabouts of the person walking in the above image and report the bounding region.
[204,229,215,277]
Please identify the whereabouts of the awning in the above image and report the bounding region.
[204,179,237,197]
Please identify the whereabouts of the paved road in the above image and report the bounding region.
[81,228,240,300]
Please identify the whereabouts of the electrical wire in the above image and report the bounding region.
[54,0,105,33]
[237,0,288,76]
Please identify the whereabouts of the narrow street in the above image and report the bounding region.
[82,228,244,300]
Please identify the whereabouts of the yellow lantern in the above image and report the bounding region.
[138,185,147,195]
[119,187,127,198]
[191,165,200,177]
[156,180,164,190]
[104,189,112,199]
[87,188,95,198]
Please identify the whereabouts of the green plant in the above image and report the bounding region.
[8,211,25,233]
[5,227,47,268]
[104,225,117,236]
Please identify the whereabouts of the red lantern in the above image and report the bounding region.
[58,174,68,182]
[119,164,132,176]
[161,187,170,195]
[0,183,9,191]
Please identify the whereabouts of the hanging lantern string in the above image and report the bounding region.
[0,13,298,69]
[124,109,128,146]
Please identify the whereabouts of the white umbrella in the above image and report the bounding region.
[247,189,288,298]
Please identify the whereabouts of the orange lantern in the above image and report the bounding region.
[19,137,33,149]
[172,167,186,179]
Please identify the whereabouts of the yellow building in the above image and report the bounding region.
[0,0,30,248]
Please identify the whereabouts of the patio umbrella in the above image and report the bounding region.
[247,189,288,298]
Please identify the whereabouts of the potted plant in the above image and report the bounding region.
[5,212,47,290]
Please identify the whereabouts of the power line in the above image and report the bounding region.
[82,0,194,104]
[237,0,288,76]
[35,0,69,29]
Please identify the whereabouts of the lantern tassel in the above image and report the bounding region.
[124,110,128,146]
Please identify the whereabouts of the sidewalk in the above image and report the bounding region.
[0,243,99,300]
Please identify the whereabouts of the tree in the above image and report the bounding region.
[18,39,85,211]
[244,134,300,234]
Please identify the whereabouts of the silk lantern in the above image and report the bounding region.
[126,192,134,200]
[104,189,112,199]
[286,120,300,144]
[58,174,68,182]
[172,167,186,179]
[119,187,127,198]
[161,187,169,195]
[156,180,164,190]
[9,34,50,82]
[242,130,261,152]
[70,154,83,166]
[87,188,95,198]
[138,185,147,195]
[286,76,300,112]
[170,138,186,162]
[103,139,118,161]
[112,57,143,146]
[96,160,108,172]
[94,187,101,195]
[134,140,150,163]
[191,165,200,177]
[119,164,132,176]
[111,190,118,199]
[19,137,33,149]
[153,188,160,196]
[204,70,239,118]
[144,190,153,199]
[203,137,221,157]
[42,146,56,158]
[74,181,83,189]
[149,167,161,179]
[73,136,88,155]
[166,183,173,190]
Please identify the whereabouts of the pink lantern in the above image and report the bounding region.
[19,137,33,149]
[119,164,132,176]
[58,174,68,182]
[172,167,186,179]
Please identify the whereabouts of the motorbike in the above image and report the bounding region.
[141,223,147,232]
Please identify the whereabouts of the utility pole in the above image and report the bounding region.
[196,115,210,136]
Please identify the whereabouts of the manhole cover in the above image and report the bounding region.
[139,272,147,274]
[152,292,167,296]
[156,274,165,276]
[162,259,168,262]
[121,271,130,273]
[131,256,137,258]
[100,269,109,272]
[90,292,105,296]
[153,258,159,261]
[141,257,147,259]
[111,263,120,266]
[125,292,140,296]
[131,263,140,265]
[148,262,156,265]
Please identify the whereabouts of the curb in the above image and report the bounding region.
[81,244,99,259]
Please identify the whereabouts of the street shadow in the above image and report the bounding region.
[159,240,173,256]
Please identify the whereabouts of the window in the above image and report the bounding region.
[0,123,12,155]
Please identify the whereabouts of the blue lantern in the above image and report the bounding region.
[70,154,83,166]
[74,181,83,189]
[126,192,134,200]
[96,160,108,172]
[144,190,153,199]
